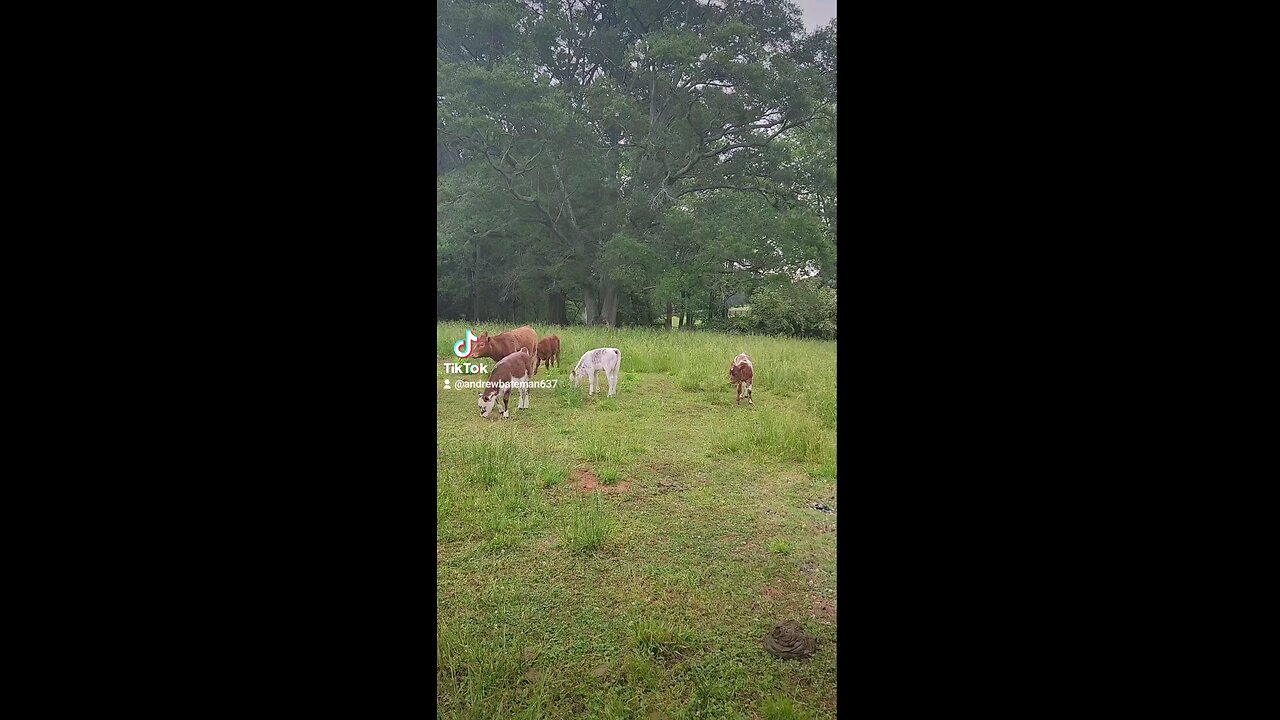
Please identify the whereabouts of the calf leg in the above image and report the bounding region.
[501,389,511,418]
[607,369,618,397]
[520,382,529,409]
[588,371,596,396]
[746,382,753,406]
[736,382,743,405]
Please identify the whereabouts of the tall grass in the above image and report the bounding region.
[563,490,613,554]
[437,430,562,545]
[715,412,834,465]
[436,322,839,718]
[437,321,836,393]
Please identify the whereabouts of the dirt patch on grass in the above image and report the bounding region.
[811,597,836,623]
[761,586,786,601]
[572,468,631,494]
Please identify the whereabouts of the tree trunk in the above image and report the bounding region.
[681,294,692,331]
[666,300,674,330]
[600,283,619,328]
[582,287,599,325]
[548,291,566,326]
[472,242,481,323]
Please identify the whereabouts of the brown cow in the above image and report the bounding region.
[472,325,538,363]
[729,353,754,406]
[534,335,560,375]
[478,348,536,419]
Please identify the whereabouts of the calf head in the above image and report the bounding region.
[729,363,741,384]
[473,331,492,358]
[478,386,499,417]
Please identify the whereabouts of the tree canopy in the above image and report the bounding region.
[438,0,836,335]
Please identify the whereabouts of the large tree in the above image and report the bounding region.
[437,0,836,327]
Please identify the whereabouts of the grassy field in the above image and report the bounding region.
[436,322,838,719]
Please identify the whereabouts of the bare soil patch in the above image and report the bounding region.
[572,468,631,494]
[811,597,836,623]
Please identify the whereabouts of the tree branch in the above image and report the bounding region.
[675,184,759,197]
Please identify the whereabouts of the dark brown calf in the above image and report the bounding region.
[473,325,538,363]
[729,353,754,406]
[478,348,536,419]
[534,335,560,375]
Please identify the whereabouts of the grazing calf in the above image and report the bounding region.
[534,335,560,375]
[729,353,753,406]
[570,347,622,397]
[478,348,535,418]
[473,325,538,363]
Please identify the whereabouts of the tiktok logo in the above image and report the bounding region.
[454,329,478,358]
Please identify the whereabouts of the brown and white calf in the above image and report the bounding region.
[472,325,538,364]
[570,347,621,397]
[729,353,753,406]
[534,335,560,375]
[478,348,536,418]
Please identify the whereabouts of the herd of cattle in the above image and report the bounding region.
[467,325,755,419]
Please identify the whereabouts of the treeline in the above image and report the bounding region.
[437,0,837,338]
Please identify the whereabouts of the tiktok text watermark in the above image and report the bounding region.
[444,379,559,390]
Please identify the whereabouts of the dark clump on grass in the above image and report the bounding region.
[763,620,817,659]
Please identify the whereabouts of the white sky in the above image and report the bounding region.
[793,0,836,32]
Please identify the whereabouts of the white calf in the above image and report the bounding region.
[570,347,622,397]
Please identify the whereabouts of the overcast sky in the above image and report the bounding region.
[793,0,836,32]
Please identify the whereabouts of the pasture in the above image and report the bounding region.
[436,322,838,719]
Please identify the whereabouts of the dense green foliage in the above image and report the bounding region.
[438,0,836,332]
[742,278,836,339]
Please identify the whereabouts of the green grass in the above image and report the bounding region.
[762,696,816,720]
[564,491,614,554]
[768,540,794,555]
[437,321,838,719]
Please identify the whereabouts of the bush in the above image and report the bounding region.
[742,279,837,339]
[699,316,731,332]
